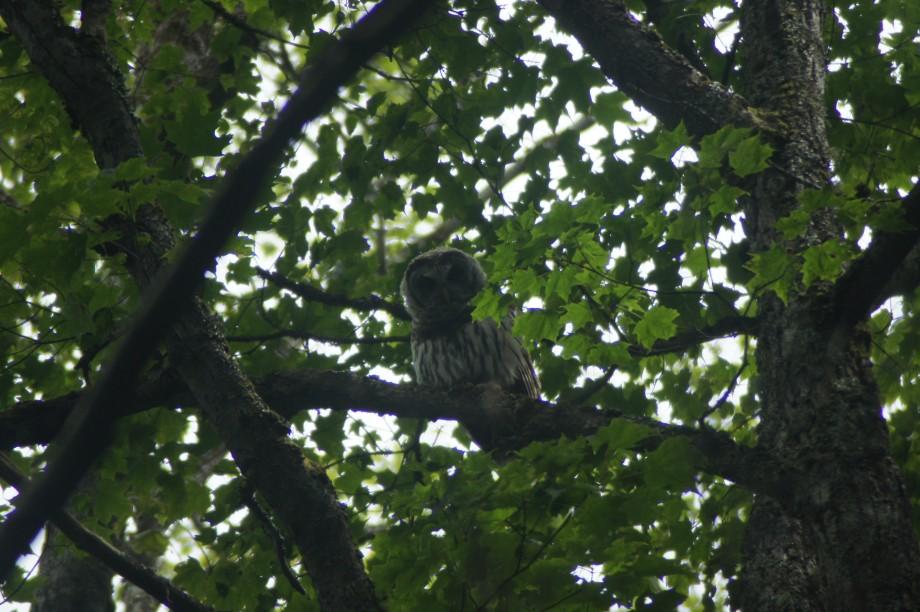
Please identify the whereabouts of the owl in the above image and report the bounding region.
[400,248,540,399]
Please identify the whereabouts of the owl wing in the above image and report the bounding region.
[501,312,541,400]
[516,349,541,400]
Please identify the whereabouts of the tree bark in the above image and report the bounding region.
[33,524,114,612]
[735,1,920,609]
[32,477,114,612]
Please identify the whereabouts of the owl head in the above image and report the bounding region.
[401,247,487,324]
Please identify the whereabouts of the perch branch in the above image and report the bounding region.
[1,315,757,450]
[1,368,787,501]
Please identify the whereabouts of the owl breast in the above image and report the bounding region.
[411,317,540,399]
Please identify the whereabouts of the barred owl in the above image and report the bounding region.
[401,248,540,399]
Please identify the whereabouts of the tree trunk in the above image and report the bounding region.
[736,1,920,609]
[33,524,114,612]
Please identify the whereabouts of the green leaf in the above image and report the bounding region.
[563,302,594,328]
[745,245,792,303]
[698,125,753,168]
[510,267,540,296]
[802,240,852,287]
[591,419,654,452]
[592,91,630,124]
[513,310,560,342]
[707,185,746,216]
[471,287,504,321]
[644,437,701,490]
[164,109,231,157]
[650,121,692,160]
[729,135,773,177]
[634,306,679,349]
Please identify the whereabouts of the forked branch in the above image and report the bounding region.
[832,181,920,332]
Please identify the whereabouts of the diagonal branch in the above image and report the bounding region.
[537,0,759,137]
[0,455,213,612]
[831,181,920,332]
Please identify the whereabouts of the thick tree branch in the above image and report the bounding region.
[537,0,759,137]
[257,268,410,320]
[0,2,432,603]
[0,367,784,499]
[0,0,140,169]
[1,315,757,450]
[832,181,920,331]
[0,455,213,612]
[250,371,791,500]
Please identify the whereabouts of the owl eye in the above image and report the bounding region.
[445,264,465,284]
[412,275,437,294]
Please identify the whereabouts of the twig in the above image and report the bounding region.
[477,509,576,610]
[241,484,305,595]
[227,330,409,345]
[698,333,750,426]
[200,0,310,50]
[256,268,410,320]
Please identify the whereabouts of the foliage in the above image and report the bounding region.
[0,0,918,610]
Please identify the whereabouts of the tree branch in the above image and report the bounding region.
[537,0,759,137]
[227,330,409,345]
[0,455,213,612]
[832,181,920,332]
[0,0,141,169]
[1,315,757,450]
[0,366,786,500]
[629,315,758,357]
[256,268,410,320]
